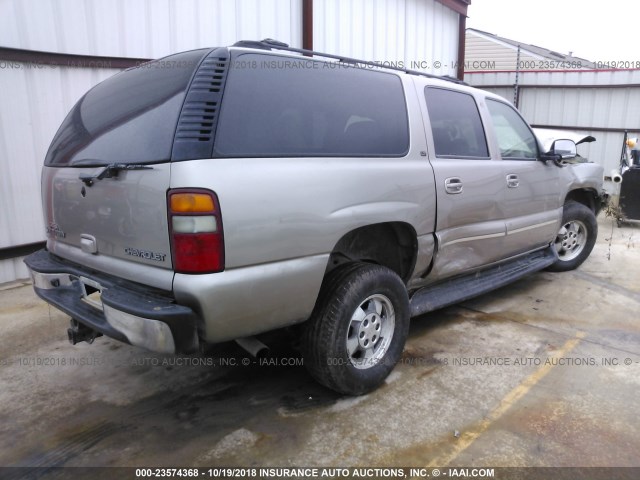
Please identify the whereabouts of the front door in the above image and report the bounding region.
[485,99,562,257]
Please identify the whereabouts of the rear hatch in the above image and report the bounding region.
[42,49,210,290]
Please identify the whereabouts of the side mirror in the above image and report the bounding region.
[540,139,577,166]
[550,139,577,159]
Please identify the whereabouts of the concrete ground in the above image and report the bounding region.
[1,215,639,475]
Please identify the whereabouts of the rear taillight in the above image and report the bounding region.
[168,189,224,273]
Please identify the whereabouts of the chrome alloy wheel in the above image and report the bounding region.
[554,219,587,261]
[346,294,395,369]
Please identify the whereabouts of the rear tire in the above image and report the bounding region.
[547,201,597,272]
[302,263,410,396]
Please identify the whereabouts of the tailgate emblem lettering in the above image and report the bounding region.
[124,247,166,262]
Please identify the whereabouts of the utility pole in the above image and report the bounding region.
[514,44,521,107]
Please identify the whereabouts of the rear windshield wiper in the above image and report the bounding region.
[79,163,153,186]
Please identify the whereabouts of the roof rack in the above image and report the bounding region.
[232,38,468,86]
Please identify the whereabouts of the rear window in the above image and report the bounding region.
[45,49,209,166]
[214,53,409,157]
[425,87,489,159]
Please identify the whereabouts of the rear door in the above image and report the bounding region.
[42,49,209,290]
[421,86,507,281]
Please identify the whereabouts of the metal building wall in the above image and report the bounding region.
[0,63,119,283]
[0,0,303,58]
[467,69,640,191]
[0,0,303,284]
[313,0,460,77]
[0,0,465,283]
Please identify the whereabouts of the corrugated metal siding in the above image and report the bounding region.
[0,0,303,284]
[0,0,463,283]
[521,88,638,130]
[0,259,28,284]
[467,70,640,187]
[313,0,459,76]
[475,86,514,103]
[0,0,303,58]
[470,69,640,87]
[0,63,119,283]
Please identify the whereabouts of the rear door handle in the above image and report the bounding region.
[506,174,520,188]
[444,177,463,194]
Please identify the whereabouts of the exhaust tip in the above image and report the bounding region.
[235,337,270,359]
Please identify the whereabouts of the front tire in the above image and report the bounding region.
[547,201,597,272]
[302,263,410,395]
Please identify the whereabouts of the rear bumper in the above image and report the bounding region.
[24,249,199,354]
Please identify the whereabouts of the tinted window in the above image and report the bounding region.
[424,88,489,158]
[214,54,409,156]
[486,99,538,160]
[45,49,208,166]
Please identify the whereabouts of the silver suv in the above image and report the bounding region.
[25,39,605,395]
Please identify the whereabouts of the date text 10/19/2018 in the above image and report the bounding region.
[134,467,496,478]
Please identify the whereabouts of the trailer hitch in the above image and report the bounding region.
[67,318,102,345]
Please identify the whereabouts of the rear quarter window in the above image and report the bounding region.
[214,53,409,157]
